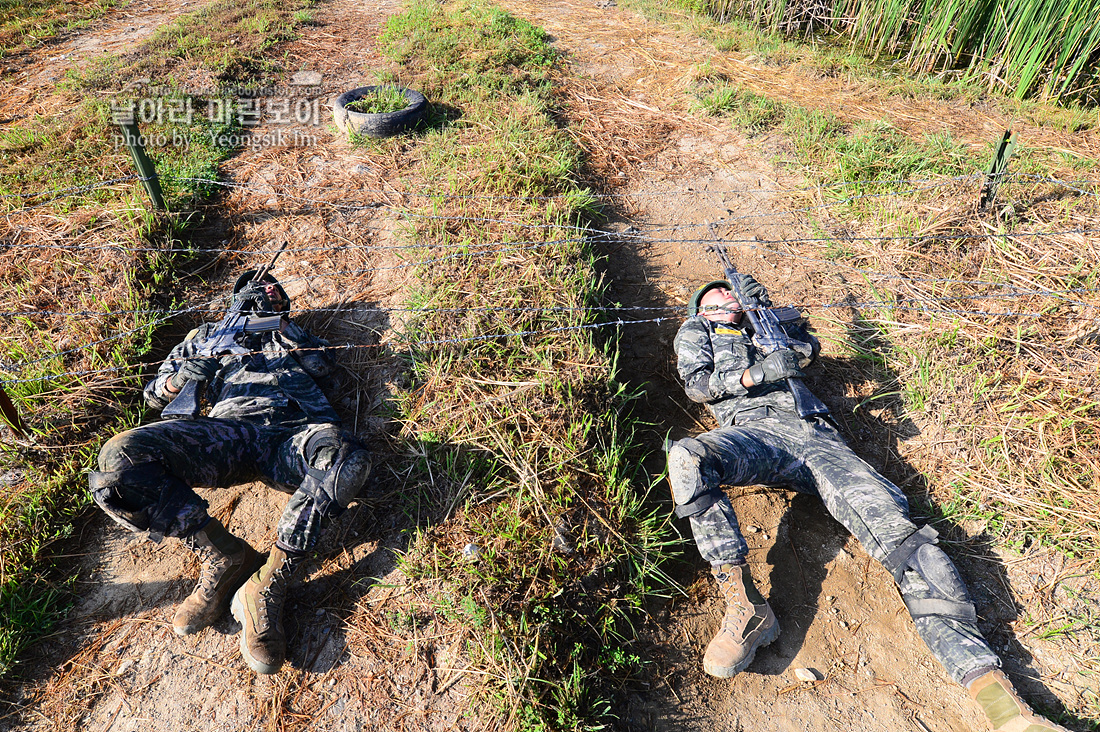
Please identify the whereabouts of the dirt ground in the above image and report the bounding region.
[2,0,1097,730]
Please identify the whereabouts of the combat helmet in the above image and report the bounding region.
[687,280,732,317]
[232,269,290,316]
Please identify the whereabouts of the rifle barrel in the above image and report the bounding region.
[253,241,289,283]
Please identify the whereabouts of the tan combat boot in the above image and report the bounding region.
[969,669,1072,732]
[173,519,262,636]
[703,563,779,678]
[231,546,302,674]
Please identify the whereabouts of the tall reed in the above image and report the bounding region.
[701,0,1100,103]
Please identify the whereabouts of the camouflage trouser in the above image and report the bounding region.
[669,412,999,684]
[91,418,370,553]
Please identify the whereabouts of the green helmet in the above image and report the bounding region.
[687,280,732,317]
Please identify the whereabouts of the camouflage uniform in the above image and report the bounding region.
[91,319,369,554]
[670,313,999,685]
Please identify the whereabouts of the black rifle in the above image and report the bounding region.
[161,245,289,419]
[706,224,829,419]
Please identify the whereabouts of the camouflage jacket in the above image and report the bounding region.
[674,313,820,427]
[144,319,341,427]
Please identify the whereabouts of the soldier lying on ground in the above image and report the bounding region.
[667,276,1070,732]
[89,271,372,675]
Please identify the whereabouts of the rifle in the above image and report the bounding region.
[705,224,829,419]
[161,244,289,419]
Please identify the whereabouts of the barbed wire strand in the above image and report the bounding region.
[6,302,1098,390]
[4,168,1096,208]
[2,285,1097,322]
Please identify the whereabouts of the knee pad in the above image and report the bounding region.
[884,526,977,624]
[299,430,371,517]
[667,439,724,519]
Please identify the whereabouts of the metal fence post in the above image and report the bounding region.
[979,130,1017,210]
[117,120,167,211]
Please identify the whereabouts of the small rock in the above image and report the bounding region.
[794,667,819,682]
[461,543,481,561]
[744,525,760,534]
[116,660,133,676]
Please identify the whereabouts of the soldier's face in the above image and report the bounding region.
[699,287,742,324]
[264,283,288,313]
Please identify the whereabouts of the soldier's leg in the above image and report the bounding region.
[90,419,272,634]
[233,423,371,674]
[668,423,802,564]
[269,424,372,554]
[667,424,800,677]
[91,419,271,539]
[793,417,1000,685]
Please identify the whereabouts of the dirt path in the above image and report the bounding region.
[2,0,1094,730]
[494,1,1093,731]
[2,1,479,730]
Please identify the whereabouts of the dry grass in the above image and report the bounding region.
[781,174,1100,554]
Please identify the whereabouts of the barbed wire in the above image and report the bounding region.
[3,286,1097,384]
[3,169,1098,387]
[6,298,1098,390]
[2,305,205,375]
[2,286,1097,322]
[8,222,1100,261]
[3,169,1097,211]
[4,169,1096,229]
[0,316,670,388]
[0,171,966,206]
[0,175,141,200]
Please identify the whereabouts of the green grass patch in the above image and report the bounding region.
[72,0,315,89]
[344,87,410,114]
[692,81,978,192]
[0,0,120,58]
[359,1,675,728]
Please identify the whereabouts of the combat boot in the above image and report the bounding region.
[969,669,1072,732]
[173,519,262,636]
[703,562,779,678]
[231,546,303,674]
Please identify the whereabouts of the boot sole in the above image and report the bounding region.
[173,548,264,637]
[667,444,704,505]
[703,617,780,679]
[231,588,284,675]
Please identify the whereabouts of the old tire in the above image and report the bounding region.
[332,86,427,138]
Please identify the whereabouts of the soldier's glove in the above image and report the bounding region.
[733,274,772,308]
[170,357,221,390]
[747,349,804,386]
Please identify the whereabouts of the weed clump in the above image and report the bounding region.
[344,88,410,114]
[353,1,673,728]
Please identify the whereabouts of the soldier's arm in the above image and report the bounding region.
[279,320,335,378]
[675,319,751,403]
[143,327,205,410]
